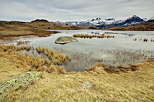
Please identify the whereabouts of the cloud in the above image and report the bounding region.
[0,0,154,21]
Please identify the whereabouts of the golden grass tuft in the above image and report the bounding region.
[86,63,107,74]
[47,65,57,73]
[36,47,45,53]
[73,34,114,39]
[21,46,31,51]
[52,59,61,65]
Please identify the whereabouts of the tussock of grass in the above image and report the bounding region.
[86,62,139,74]
[47,65,66,74]
[73,34,114,38]
[86,63,107,74]
[16,41,30,45]
[0,44,68,74]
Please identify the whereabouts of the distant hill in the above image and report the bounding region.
[110,20,154,31]
[0,19,82,38]
[0,19,82,31]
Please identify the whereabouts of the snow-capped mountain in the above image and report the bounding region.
[53,15,145,28]
[112,15,144,27]
[54,18,106,26]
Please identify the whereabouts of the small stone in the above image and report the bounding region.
[82,81,92,89]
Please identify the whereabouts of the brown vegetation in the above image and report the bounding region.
[0,19,83,38]
[0,44,154,102]
[0,44,68,74]
[73,34,114,38]
[86,62,139,73]
[1,58,154,102]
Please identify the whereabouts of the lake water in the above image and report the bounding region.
[1,30,154,71]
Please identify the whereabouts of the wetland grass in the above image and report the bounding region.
[0,44,68,74]
[73,34,114,39]
[133,38,154,42]
[101,49,154,66]
[1,44,154,102]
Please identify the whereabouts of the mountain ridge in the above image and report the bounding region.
[53,15,147,29]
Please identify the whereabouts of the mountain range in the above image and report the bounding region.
[53,15,153,29]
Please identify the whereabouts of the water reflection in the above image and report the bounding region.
[3,30,154,71]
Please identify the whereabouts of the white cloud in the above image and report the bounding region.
[0,0,154,21]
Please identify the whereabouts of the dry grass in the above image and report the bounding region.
[1,44,154,102]
[36,47,68,64]
[0,57,27,82]
[0,30,60,38]
[73,34,114,38]
[86,62,139,73]
[2,60,154,102]
[0,20,82,39]
[0,44,67,74]
[16,41,30,45]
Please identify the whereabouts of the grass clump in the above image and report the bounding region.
[0,44,68,74]
[133,38,154,42]
[73,34,114,39]
[36,47,45,53]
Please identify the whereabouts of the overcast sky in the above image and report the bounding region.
[0,0,154,21]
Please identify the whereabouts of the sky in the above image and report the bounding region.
[0,0,154,21]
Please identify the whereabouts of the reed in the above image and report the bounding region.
[101,49,154,66]
[133,38,154,42]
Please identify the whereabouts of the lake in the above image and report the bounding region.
[1,30,154,71]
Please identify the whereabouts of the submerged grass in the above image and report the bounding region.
[101,49,154,66]
[133,38,154,42]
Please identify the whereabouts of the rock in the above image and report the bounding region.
[82,81,92,89]
[55,36,78,44]
[0,72,42,100]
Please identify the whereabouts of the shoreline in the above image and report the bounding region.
[0,30,60,38]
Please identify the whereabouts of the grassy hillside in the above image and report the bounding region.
[0,45,154,102]
[110,20,154,31]
[0,19,82,38]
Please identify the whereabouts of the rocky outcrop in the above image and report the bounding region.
[0,72,42,100]
[55,36,78,44]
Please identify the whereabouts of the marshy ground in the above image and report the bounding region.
[0,44,154,102]
[0,29,154,102]
[0,45,154,102]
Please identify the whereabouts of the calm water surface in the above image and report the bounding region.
[2,30,154,71]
